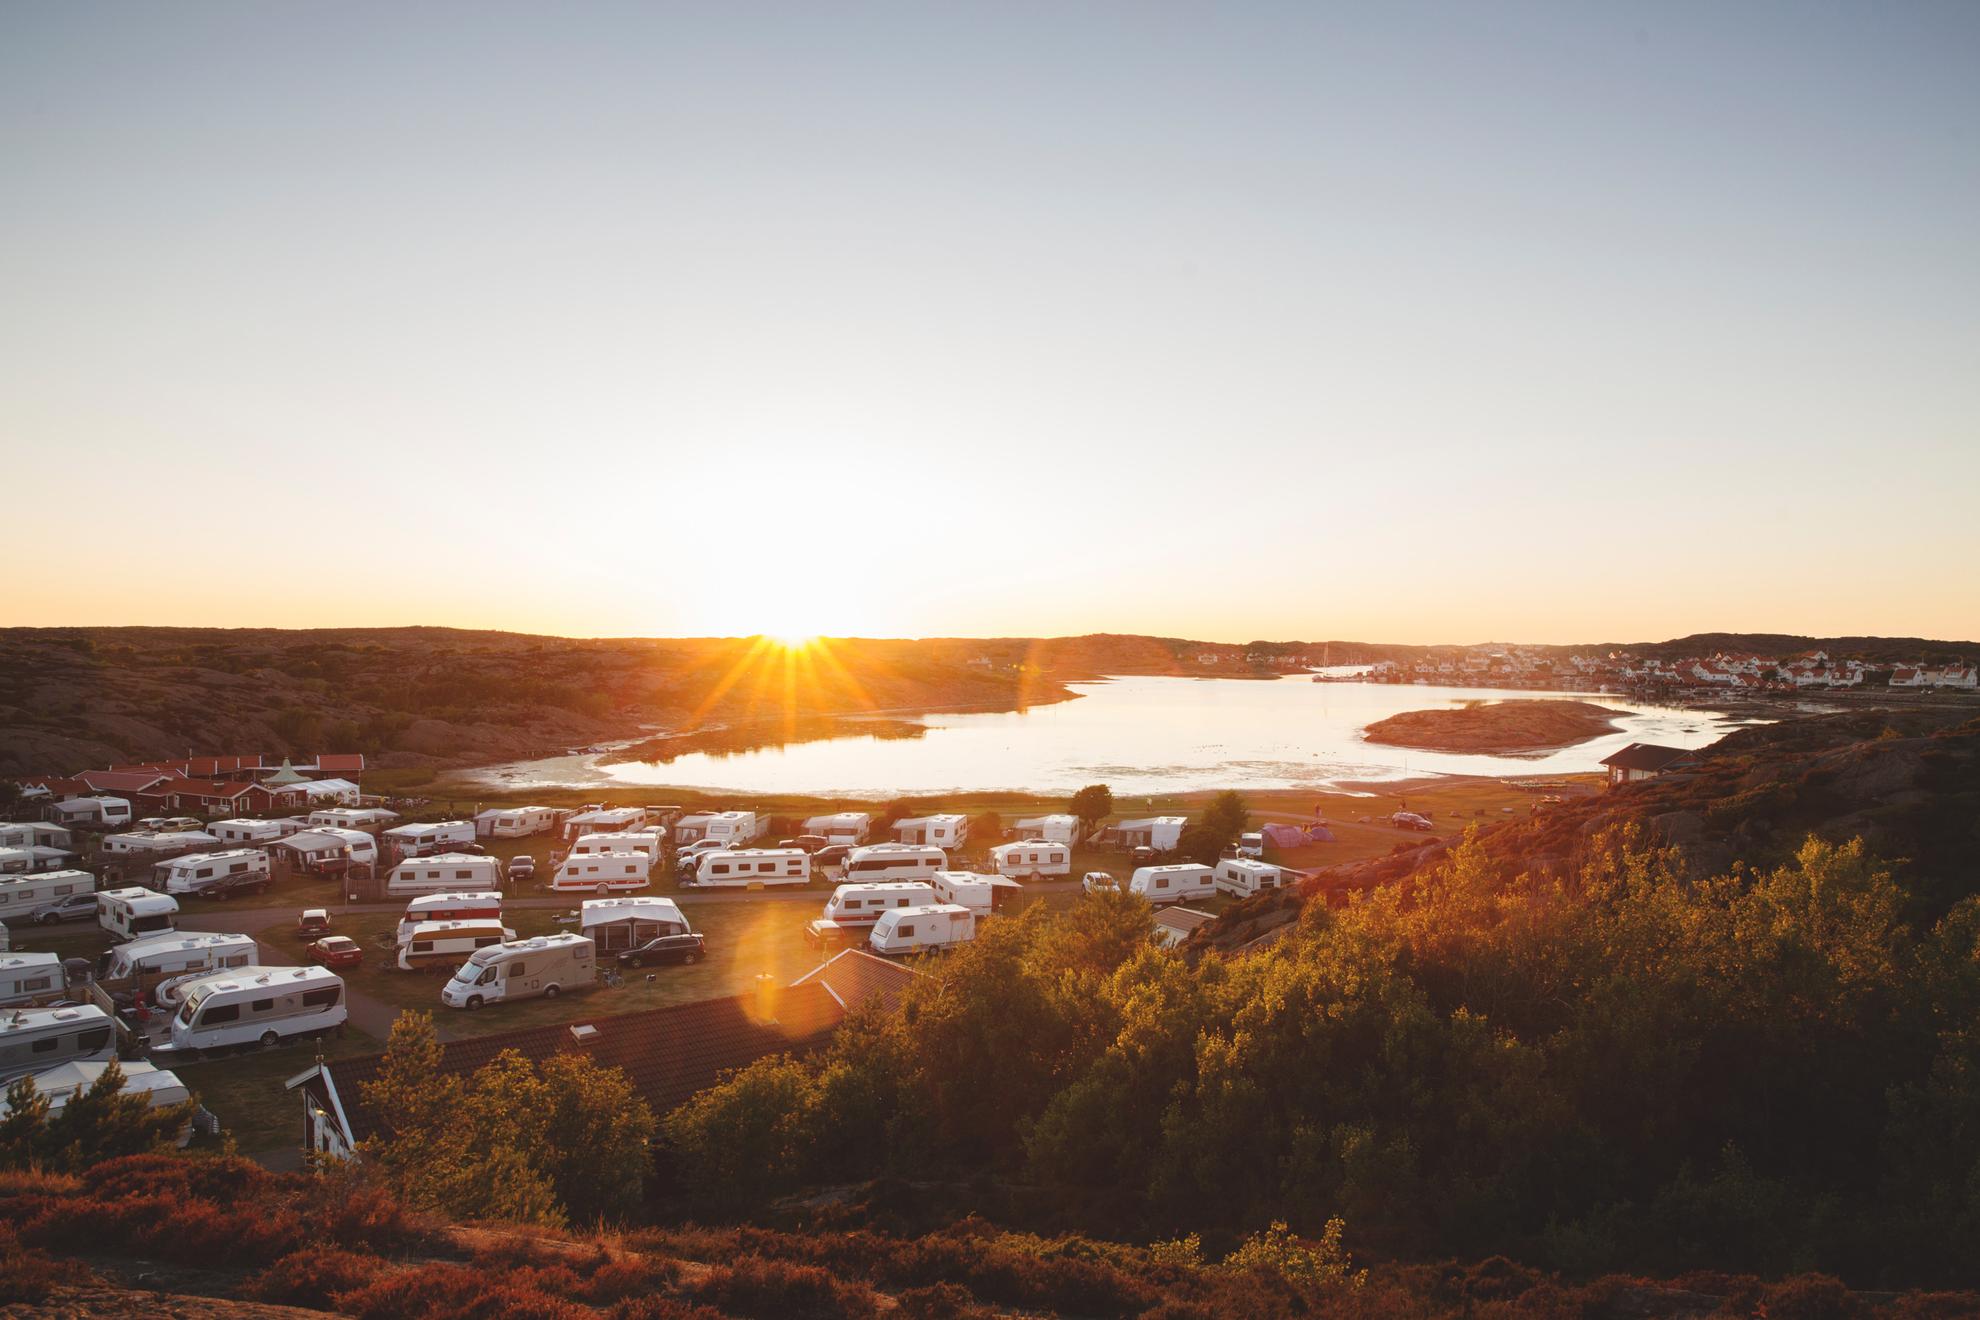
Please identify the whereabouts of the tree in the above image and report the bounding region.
[1070,784,1114,834]
[0,1062,198,1172]
[1179,790,1249,865]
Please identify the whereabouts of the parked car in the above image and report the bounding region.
[778,835,830,854]
[1081,871,1120,896]
[191,869,272,900]
[296,908,332,939]
[616,932,706,968]
[1391,811,1434,832]
[813,844,853,870]
[307,935,365,970]
[680,839,727,859]
[507,854,536,882]
[29,893,101,926]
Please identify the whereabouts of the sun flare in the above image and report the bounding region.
[768,632,820,651]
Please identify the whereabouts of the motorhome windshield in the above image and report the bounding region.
[176,986,210,1025]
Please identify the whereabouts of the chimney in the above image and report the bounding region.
[567,1023,600,1047]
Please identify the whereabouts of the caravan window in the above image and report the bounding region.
[229,862,249,875]
[757,862,774,874]
[78,1027,111,1051]
[20,977,51,993]
[201,1004,241,1025]
[897,924,915,937]
[301,986,341,1009]
[508,961,526,977]
[455,869,473,880]
[251,998,274,1013]
[32,1037,58,1054]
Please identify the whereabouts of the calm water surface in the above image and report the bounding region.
[486,676,1748,797]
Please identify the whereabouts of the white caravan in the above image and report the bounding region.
[1214,858,1287,898]
[156,849,271,896]
[475,805,560,838]
[892,814,968,849]
[820,881,936,928]
[441,934,595,1009]
[1014,814,1080,845]
[308,807,398,832]
[396,892,505,944]
[1128,864,1217,905]
[869,904,975,957]
[0,823,70,852]
[270,827,378,872]
[565,807,647,840]
[551,852,653,894]
[382,821,476,858]
[0,1006,118,1084]
[691,848,810,889]
[168,966,347,1053]
[0,871,96,925]
[842,844,946,883]
[566,831,665,862]
[207,818,305,845]
[22,1059,190,1117]
[673,810,762,847]
[51,796,132,827]
[386,853,504,897]
[989,841,1071,879]
[97,888,180,940]
[930,870,1023,919]
[0,953,65,1008]
[803,813,871,846]
[580,897,689,956]
[397,920,515,971]
[1114,817,1188,852]
[101,830,221,856]
[100,931,257,989]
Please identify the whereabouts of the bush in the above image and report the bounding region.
[896,1281,997,1318]
[691,1254,880,1320]
[246,1246,383,1308]
[334,1261,590,1319]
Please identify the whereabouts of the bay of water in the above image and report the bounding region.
[483,675,1748,797]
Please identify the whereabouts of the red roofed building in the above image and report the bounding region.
[164,779,304,815]
[76,769,178,797]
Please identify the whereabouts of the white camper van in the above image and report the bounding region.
[0,1006,117,1084]
[580,897,688,956]
[565,807,647,840]
[207,818,304,846]
[802,813,871,846]
[441,934,595,1009]
[869,904,975,957]
[1128,864,1217,906]
[842,844,945,883]
[0,953,65,1008]
[97,888,180,940]
[690,848,810,890]
[930,870,1023,919]
[892,814,968,849]
[382,821,476,858]
[397,920,515,971]
[157,849,272,896]
[551,852,652,894]
[672,810,761,847]
[565,831,665,863]
[820,881,936,928]
[387,853,504,897]
[308,807,399,832]
[101,830,221,856]
[475,805,560,838]
[1214,858,1286,898]
[168,966,347,1053]
[270,827,379,874]
[100,931,257,989]
[989,841,1071,879]
[396,892,505,944]
[0,871,95,925]
[1014,814,1080,845]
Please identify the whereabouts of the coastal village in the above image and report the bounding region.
[1350,647,1978,695]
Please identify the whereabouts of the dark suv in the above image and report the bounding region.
[190,870,272,899]
[617,932,706,968]
[30,892,100,925]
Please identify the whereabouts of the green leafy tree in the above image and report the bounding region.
[1070,784,1115,835]
[1178,790,1249,865]
[0,1062,198,1172]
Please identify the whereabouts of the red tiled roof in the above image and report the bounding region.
[167,778,259,800]
[311,754,366,772]
[1599,742,1697,773]
[18,777,89,797]
[78,770,175,794]
[327,985,846,1143]
[791,948,920,1015]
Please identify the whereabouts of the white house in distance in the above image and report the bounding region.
[1110,817,1187,852]
[1013,814,1079,845]
[893,814,967,849]
[803,813,871,846]
[1891,663,1979,690]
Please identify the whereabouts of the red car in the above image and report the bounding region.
[307,936,364,970]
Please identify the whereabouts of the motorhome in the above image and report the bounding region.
[989,841,1071,879]
[869,904,975,957]
[1128,863,1217,905]
[802,812,871,846]
[382,821,476,858]
[100,830,221,856]
[0,844,77,875]
[156,849,271,896]
[689,848,810,889]
[474,805,560,838]
[1235,832,1265,860]
[386,853,504,897]
[580,896,688,956]
[1214,858,1286,898]
[99,931,258,990]
[440,934,595,1009]
[0,822,71,853]
[396,920,515,971]
[673,810,762,848]
[0,953,66,1008]
[820,881,936,928]
[168,966,347,1053]
[307,807,399,832]
[49,796,132,827]
[1014,814,1080,845]
[97,888,180,940]
[842,844,946,883]
[395,892,504,944]
[0,871,95,925]
[551,852,652,893]
[565,831,665,863]
[892,814,968,849]
[0,1006,117,1084]
[207,818,305,846]
[930,870,1023,918]
[564,807,646,840]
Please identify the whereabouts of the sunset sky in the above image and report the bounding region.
[3,3,1976,645]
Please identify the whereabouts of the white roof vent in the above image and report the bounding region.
[568,1024,600,1044]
